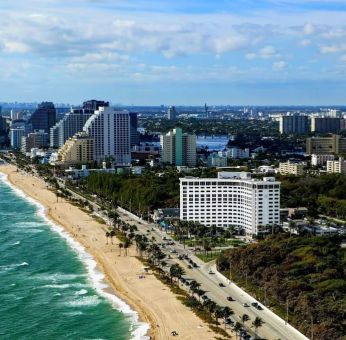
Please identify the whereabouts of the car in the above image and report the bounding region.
[227,296,235,301]
[243,303,250,307]
[251,302,258,307]
[256,305,263,310]
[188,265,193,269]
[193,263,198,268]
[201,295,208,300]
[208,270,215,274]
[219,283,225,287]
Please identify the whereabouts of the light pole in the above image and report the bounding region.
[286,297,289,325]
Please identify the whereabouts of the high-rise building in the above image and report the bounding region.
[129,112,139,147]
[160,128,196,166]
[326,157,346,174]
[82,100,109,111]
[21,130,49,153]
[306,135,346,155]
[50,108,94,148]
[10,127,26,149]
[83,107,131,164]
[167,106,177,120]
[180,172,280,237]
[0,115,8,145]
[57,132,94,165]
[279,161,305,176]
[28,102,56,134]
[279,115,308,134]
[311,117,342,133]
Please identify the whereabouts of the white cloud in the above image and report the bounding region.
[320,43,346,54]
[300,39,311,47]
[272,60,287,71]
[245,46,280,60]
[303,23,315,35]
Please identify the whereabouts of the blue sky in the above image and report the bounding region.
[0,0,346,105]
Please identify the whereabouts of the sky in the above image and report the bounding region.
[1,0,346,105]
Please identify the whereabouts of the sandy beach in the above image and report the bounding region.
[0,164,221,340]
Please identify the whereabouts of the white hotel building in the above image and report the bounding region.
[180,172,280,237]
[83,107,131,164]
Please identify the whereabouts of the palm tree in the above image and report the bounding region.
[234,322,242,340]
[169,263,185,286]
[222,306,234,329]
[189,280,201,297]
[241,313,250,328]
[105,231,110,245]
[252,317,264,339]
[196,289,206,302]
[124,238,132,256]
[214,305,224,324]
[110,230,116,244]
[118,242,123,256]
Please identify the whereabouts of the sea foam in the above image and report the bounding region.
[0,172,150,340]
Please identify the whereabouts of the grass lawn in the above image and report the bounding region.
[196,252,221,263]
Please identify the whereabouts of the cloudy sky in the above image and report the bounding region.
[1,0,346,105]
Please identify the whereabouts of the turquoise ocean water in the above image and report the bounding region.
[0,173,148,340]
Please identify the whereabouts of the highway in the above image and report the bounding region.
[117,208,309,340]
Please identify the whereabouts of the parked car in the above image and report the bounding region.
[227,296,235,301]
[219,283,225,287]
[243,303,250,307]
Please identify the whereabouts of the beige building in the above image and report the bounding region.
[57,132,94,165]
[326,157,346,174]
[306,135,346,155]
[279,161,305,176]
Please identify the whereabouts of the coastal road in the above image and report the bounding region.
[117,209,308,340]
[55,183,307,340]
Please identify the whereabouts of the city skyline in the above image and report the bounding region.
[1,0,346,104]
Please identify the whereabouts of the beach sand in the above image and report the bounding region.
[0,164,222,340]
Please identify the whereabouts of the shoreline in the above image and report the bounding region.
[0,164,219,340]
[0,168,152,340]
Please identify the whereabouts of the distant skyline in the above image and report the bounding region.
[1,0,346,105]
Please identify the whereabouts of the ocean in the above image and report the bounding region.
[0,173,148,340]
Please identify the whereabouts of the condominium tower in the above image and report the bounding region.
[311,117,342,134]
[279,115,308,134]
[83,107,131,164]
[160,128,196,166]
[57,132,94,165]
[180,172,280,237]
[50,108,94,148]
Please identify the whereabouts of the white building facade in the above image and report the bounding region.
[83,107,131,164]
[180,172,280,237]
[311,154,335,166]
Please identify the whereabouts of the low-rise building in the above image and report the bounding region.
[207,153,228,167]
[279,161,305,176]
[306,135,346,155]
[326,157,346,174]
[226,147,250,159]
[311,154,335,166]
